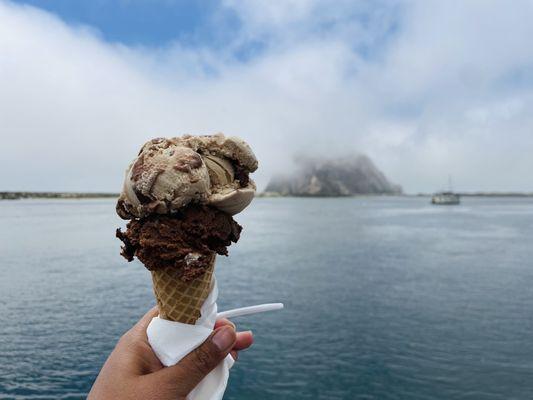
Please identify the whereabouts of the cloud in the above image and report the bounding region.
[1,0,532,192]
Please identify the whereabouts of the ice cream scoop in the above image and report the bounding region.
[116,133,257,219]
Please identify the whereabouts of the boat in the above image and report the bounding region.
[431,176,460,205]
[431,191,460,205]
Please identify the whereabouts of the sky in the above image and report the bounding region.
[1,0,533,193]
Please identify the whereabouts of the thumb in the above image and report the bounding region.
[151,325,236,397]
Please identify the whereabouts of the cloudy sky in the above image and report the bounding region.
[1,0,532,193]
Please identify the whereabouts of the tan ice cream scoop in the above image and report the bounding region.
[116,133,257,219]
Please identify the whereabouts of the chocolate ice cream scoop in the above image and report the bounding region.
[116,204,242,281]
[116,133,257,219]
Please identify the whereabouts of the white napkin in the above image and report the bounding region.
[146,277,234,400]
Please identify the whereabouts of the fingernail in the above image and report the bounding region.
[212,326,235,351]
[244,330,253,336]
[226,320,236,330]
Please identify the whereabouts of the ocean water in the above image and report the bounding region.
[1,197,533,400]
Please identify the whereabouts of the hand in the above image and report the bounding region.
[88,307,253,400]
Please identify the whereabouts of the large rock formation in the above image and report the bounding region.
[264,155,401,196]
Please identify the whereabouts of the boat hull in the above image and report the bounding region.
[431,193,460,205]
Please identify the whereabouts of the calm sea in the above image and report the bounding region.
[1,197,533,399]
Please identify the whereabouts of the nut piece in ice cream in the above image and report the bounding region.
[116,133,258,219]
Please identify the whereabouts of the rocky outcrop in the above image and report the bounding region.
[264,155,401,196]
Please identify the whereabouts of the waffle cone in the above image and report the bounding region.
[151,254,215,324]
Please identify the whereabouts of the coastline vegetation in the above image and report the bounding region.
[0,192,118,200]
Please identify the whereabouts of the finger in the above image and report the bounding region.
[230,350,238,361]
[214,318,236,330]
[134,306,159,332]
[234,331,254,351]
[214,320,253,350]
[151,325,236,397]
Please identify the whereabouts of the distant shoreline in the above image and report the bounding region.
[2,191,532,201]
[0,192,118,200]
[259,192,533,198]
[419,192,533,198]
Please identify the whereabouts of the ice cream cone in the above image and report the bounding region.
[151,254,216,324]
